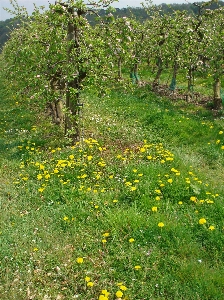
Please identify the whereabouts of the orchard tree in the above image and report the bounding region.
[142,6,172,86]
[205,6,224,109]
[3,0,118,143]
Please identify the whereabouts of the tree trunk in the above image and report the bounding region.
[213,77,222,110]
[49,76,64,125]
[49,100,64,125]
[130,63,140,85]
[118,57,122,79]
[169,61,178,91]
[186,66,194,102]
[65,10,81,143]
[153,57,163,86]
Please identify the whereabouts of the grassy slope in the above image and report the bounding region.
[0,74,224,300]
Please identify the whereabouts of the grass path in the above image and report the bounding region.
[1,74,224,299]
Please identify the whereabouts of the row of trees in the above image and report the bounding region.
[1,0,224,142]
[2,1,224,51]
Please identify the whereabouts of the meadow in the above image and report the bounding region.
[0,69,224,299]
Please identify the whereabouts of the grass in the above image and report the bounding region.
[0,70,224,300]
[139,65,216,97]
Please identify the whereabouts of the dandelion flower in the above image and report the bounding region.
[155,189,161,194]
[87,282,94,287]
[102,232,110,237]
[120,285,127,291]
[99,296,108,300]
[85,276,90,282]
[129,238,135,243]
[76,257,84,264]
[190,196,197,203]
[158,222,164,228]
[208,225,215,230]
[37,174,43,180]
[199,218,206,225]
[116,290,123,298]
[151,206,158,212]
[134,265,141,270]
[101,290,110,296]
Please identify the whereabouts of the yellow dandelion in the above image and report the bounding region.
[158,222,164,228]
[115,290,123,298]
[45,174,50,179]
[37,174,42,180]
[99,295,108,300]
[208,225,215,230]
[102,232,110,237]
[120,285,127,291]
[190,196,197,203]
[199,218,206,225]
[134,265,141,270]
[129,238,135,243]
[76,257,84,264]
[151,206,158,212]
[101,289,110,297]
[87,282,94,287]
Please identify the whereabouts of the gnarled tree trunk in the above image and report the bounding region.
[213,77,222,110]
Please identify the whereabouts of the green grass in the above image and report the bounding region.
[1,72,224,300]
[139,65,216,96]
